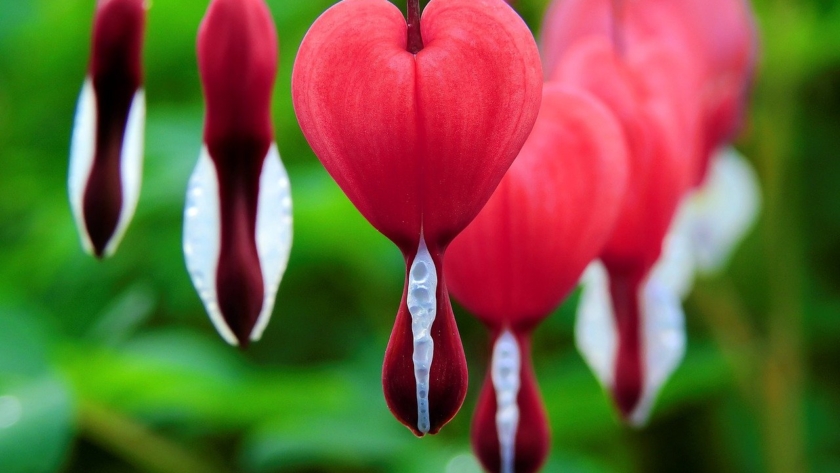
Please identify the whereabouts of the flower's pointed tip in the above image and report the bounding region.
[576,260,686,428]
[183,145,292,348]
[382,292,468,437]
[91,245,107,260]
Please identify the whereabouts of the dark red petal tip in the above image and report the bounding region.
[607,268,644,419]
[382,277,467,436]
[471,335,549,473]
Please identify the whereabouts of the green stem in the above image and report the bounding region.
[77,400,229,473]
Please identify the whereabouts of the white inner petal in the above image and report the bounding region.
[686,146,761,273]
[491,330,521,473]
[629,269,686,427]
[250,143,293,342]
[648,205,696,301]
[182,148,237,345]
[575,261,617,389]
[103,88,146,257]
[68,78,97,255]
[408,236,437,434]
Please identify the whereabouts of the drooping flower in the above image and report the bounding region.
[550,36,697,424]
[292,0,542,435]
[446,84,629,472]
[183,0,293,347]
[69,0,147,258]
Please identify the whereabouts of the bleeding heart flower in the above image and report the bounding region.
[446,85,628,472]
[550,37,695,424]
[292,0,542,435]
[183,0,293,347]
[542,0,758,425]
[69,0,147,258]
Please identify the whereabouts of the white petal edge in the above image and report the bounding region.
[250,144,293,342]
[68,78,97,255]
[183,144,293,346]
[575,261,617,389]
[104,88,145,257]
[492,330,521,473]
[575,260,686,427]
[648,205,696,301]
[685,146,761,274]
[183,147,236,345]
[628,270,686,427]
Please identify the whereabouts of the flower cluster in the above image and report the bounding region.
[69,0,293,347]
[67,0,760,471]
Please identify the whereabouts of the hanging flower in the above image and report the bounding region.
[446,84,629,472]
[549,35,697,424]
[292,0,542,435]
[183,0,293,347]
[68,0,147,258]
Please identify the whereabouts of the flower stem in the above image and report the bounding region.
[77,399,228,473]
[407,0,424,54]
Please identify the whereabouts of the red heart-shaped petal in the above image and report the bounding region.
[446,84,628,331]
[552,37,693,274]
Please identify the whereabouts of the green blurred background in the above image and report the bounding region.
[0,0,838,471]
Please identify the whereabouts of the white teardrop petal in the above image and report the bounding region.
[491,330,521,473]
[68,78,97,255]
[408,236,438,434]
[686,146,761,273]
[183,148,238,346]
[249,143,293,342]
[103,88,145,257]
[629,272,686,427]
[575,261,617,389]
[648,205,696,301]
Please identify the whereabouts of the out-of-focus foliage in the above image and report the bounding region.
[0,0,838,472]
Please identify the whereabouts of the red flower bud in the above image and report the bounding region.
[69,0,147,258]
[184,0,293,347]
